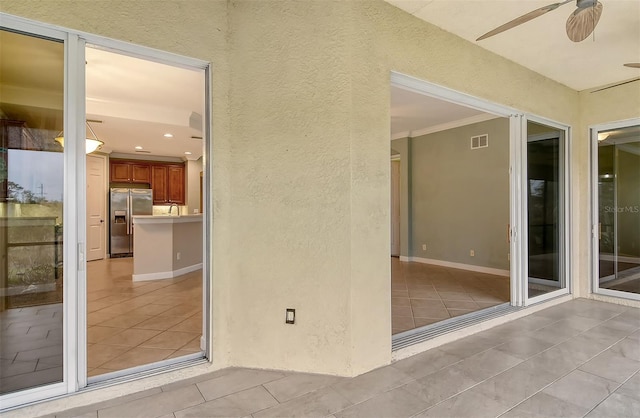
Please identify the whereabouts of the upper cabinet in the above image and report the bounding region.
[110,158,185,205]
[109,160,150,184]
[167,165,185,204]
[151,163,185,205]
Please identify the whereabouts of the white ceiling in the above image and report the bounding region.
[391,86,498,139]
[385,0,640,91]
[86,47,205,160]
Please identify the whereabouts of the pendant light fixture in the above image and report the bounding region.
[54,120,104,154]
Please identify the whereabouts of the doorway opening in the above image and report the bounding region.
[83,46,208,381]
[389,77,511,337]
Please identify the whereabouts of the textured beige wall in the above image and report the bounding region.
[3,0,591,379]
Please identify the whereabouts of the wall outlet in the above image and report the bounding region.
[470,250,475,257]
[285,308,296,324]
[422,244,427,251]
[176,252,181,260]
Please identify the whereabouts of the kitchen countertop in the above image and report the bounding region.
[132,214,203,224]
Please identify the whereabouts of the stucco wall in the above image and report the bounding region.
[3,0,610,381]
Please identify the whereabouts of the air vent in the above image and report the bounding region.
[135,150,151,153]
[471,134,488,149]
[190,136,203,140]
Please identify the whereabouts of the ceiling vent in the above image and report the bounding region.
[471,134,488,150]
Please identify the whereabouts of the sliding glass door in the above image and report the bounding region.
[1,14,211,410]
[593,122,640,299]
[0,27,68,400]
[525,120,568,302]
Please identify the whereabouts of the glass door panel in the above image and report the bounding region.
[527,121,566,298]
[0,29,64,394]
[597,125,640,294]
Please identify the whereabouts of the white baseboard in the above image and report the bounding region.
[133,263,202,282]
[398,256,509,277]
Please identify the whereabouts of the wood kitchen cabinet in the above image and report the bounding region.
[167,165,185,204]
[110,160,151,183]
[151,163,185,205]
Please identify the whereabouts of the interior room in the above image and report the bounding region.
[389,86,511,335]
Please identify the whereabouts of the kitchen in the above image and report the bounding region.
[107,158,203,281]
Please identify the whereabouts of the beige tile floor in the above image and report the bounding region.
[87,258,203,376]
[46,298,640,418]
[392,258,510,334]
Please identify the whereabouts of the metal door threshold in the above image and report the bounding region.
[392,303,522,351]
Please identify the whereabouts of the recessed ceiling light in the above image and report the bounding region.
[135,146,143,150]
[163,133,173,138]
[184,151,192,155]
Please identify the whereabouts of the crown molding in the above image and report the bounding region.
[391,113,500,141]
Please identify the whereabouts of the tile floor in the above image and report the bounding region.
[86,258,202,376]
[391,258,510,334]
[0,304,63,394]
[46,298,640,418]
[0,258,203,395]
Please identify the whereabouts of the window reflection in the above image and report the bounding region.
[1,29,64,395]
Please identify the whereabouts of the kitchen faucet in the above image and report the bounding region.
[168,202,180,216]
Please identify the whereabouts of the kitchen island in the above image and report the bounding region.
[131,214,203,281]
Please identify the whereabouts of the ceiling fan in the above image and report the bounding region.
[477,0,603,43]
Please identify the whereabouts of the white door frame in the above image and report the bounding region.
[590,117,640,302]
[0,12,213,408]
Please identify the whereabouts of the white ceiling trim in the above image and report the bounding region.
[391,113,500,140]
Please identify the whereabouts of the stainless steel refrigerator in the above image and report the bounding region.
[109,188,153,257]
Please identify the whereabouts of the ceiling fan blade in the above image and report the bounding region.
[477,0,573,41]
[624,63,640,68]
[566,1,603,42]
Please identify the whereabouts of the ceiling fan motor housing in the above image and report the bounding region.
[576,0,598,8]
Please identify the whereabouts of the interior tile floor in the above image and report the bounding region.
[87,258,203,377]
[392,258,510,334]
[46,298,640,418]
